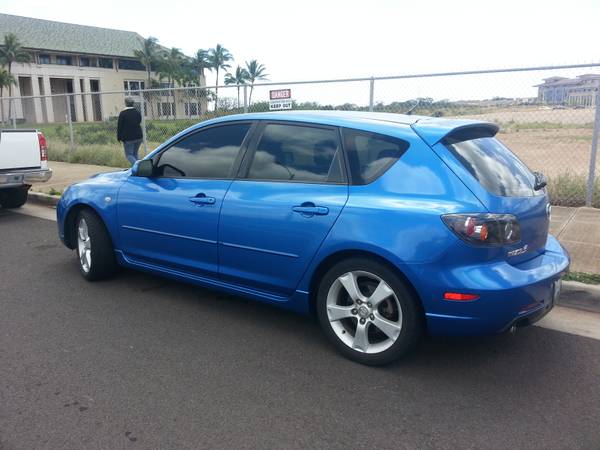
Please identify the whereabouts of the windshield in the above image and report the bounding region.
[445,137,538,197]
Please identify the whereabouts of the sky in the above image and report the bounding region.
[1,0,599,105]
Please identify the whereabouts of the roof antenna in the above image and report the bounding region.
[405,99,420,115]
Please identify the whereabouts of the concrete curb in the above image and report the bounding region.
[559,281,600,314]
[28,191,60,207]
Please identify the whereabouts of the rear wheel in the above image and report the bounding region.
[0,186,29,209]
[316,258,423,365]
[76,210,116,281]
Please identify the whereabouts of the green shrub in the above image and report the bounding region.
[546,171,600,208]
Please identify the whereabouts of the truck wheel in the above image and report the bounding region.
[316,258,423,366]
[76,209,117,281]
[0,187,29,209]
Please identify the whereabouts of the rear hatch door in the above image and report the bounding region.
[416,123,550,264]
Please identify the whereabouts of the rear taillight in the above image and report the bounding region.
[442,213,520,246]
[37,131,48,161]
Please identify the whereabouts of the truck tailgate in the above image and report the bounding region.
[0,130,41,170]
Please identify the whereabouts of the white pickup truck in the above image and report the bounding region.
[0,129,52,208]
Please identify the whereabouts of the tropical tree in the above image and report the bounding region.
[0,68,16,123]
[0,33,31,119]
[224,65,249,109]
[134,36,159,118]
[191,49,212,115]
[208,44,232,111]
[157,47,184,118]
[245,59,268,106]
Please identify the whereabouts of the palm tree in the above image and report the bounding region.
[0,68,16,123]
[157,48,184,118]
[134,36,159,118]
[0,33,31,120]
[245,60,268,106]
[224,66,249,109]
[191,49,212,115]
[208,44,232,111]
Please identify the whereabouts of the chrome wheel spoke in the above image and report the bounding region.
[338,272,363,302]
[368,280,394,307]
[352,321,370,352]
[327,305,354,322]
[372,312,402,340]
[77,218,92,273]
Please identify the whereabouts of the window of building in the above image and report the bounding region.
[118,59,146,71]
[79,57,97,67]
[38,54,50,64]
[98,58,113,69]
[159,82,174,97]
[342,129,409,184]
[56,55,73,65]
[155,123,251,178]
[158,102,176,116]
[124,80,145,93]
[247,123,343,183]
[185,102,199,116]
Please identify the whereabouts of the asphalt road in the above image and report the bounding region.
[1,212,599,450]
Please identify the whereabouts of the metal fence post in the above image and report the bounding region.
[140,90,148,155]
[586,89,600,207]
[369,78,375,112]
[66,95,75,161]
[243,85,248,113]
[11,98,16,129]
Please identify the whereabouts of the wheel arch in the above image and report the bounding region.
[63,203,109,249]
[307,249,426,323]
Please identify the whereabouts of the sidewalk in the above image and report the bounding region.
[31,161,600,274]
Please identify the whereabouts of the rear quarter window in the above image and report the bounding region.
[342,129,409,184]
[444,136,538,197]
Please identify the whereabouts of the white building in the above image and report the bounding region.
[0,13,166,124]
[536,74,600,107]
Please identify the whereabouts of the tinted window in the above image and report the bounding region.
[247,124,343,183]
[445,137,537,197]
[156,123,250,178]
[343,129,409,184]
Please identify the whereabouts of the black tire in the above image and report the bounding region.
[75,209,117,281]
[0,186,29,209]
[316,258,423,366]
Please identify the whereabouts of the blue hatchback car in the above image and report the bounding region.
[57,111,569,365]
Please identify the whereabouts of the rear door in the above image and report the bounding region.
[218,121,349,296]
[434,132,549,263]
[117,122,253,277]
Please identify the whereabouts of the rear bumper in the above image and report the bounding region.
[0,168,52,187]
[409,234,570,335]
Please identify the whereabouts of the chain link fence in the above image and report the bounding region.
[1,63,599,207]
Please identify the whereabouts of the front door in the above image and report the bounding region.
[218,122,349,296]
[117,122,253,278]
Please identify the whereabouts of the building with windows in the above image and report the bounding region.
[536,74,600,106]
[0,13,182,123]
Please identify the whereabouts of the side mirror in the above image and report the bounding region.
[132,159,154,177]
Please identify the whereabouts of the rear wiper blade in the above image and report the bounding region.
[533,171,547,191]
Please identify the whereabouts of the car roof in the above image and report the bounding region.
[175,110,498,148]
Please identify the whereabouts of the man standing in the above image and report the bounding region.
[117,98,143,165]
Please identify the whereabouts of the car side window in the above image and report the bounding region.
[246,123,344,183]
[342,129,409,184]
[155,123,251,178]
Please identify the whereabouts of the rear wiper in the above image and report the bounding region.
[533,171,547,191]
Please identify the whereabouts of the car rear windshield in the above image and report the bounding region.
[444,136,537,197]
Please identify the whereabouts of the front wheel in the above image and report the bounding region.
[76,210,117,281]
[316,258,423,365]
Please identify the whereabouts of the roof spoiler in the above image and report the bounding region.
[411,119,499,146]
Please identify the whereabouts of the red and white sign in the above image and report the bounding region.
[269,89,292,100]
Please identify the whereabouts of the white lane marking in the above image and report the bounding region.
[536,306,600,341]
[10,203,57,222]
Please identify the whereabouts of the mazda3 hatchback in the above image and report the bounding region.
[57,111,569,365]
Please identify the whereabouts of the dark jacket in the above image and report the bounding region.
[117,107,143,142]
